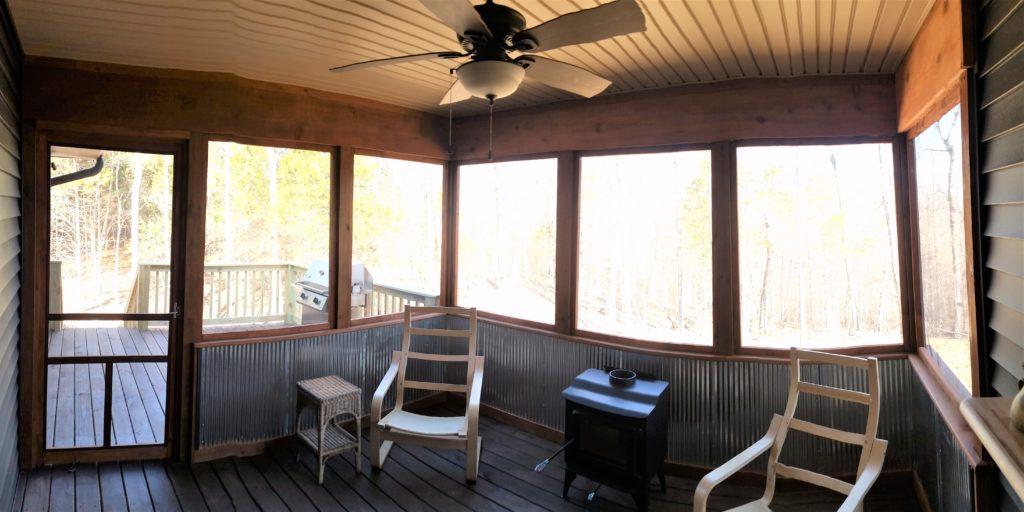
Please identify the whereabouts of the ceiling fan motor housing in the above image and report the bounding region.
[474,1,526,39]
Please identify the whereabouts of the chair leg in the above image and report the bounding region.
[371,429,393,470]
[466,435,482,482]
[370,426,382,469]
[355,414,362,473]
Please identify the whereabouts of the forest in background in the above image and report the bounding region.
[50,149,173,314]
[737,143,902,349]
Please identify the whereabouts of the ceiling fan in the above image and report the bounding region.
[329,0,647,105]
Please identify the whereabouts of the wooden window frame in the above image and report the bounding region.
[199,135,341,342]
[348,149,449,327]
[453,153,563,332]
[571,144,717,353]
[905,75,984,400]
[445,137,919,359]
[730,136,912,358]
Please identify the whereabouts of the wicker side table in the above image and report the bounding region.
[295,375,362,484]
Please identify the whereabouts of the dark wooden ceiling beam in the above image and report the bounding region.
[451,74,898,160]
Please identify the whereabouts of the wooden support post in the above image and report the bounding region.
[138,266,151,330]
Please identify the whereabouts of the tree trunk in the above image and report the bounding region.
[131,154,143,271]
[829,150,854,335]
[757,219,772,335]
[938,110,963,336]
[266,147,280,262]
[223,147,234,261]
[113,160,122,283]
[877,145,898,331]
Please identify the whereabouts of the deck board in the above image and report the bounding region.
[121,461,153,512]
[45,327,168,449]
[97,462,128,512]
[20,404,922,511]
[209,458,259,511]
[73,463,102,512]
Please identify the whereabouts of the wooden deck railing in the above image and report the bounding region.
[365,283,439,317]
[129,262,305,328]
[124,263,440,326]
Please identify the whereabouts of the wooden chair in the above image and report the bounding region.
[694,349,888,512]
[370,306,484,481]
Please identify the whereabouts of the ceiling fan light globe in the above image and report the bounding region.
[456,60,525,100]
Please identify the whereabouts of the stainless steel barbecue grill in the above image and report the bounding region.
[295,259,330,324]
[294,259,374,323]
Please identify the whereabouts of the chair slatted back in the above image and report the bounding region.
[763,349,881,504]
[394,306,478,410]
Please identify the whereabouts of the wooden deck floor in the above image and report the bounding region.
[18,404,920,511]
[46,327,168,449]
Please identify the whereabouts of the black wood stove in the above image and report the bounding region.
[561,368,669,512]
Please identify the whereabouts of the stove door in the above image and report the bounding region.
[565,402,643,487]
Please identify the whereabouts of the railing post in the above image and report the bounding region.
[138,265,150,330]
[285,264,297,325]
[48,261,62,331]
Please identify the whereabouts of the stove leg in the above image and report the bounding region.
[632,486,649,512]
[657,468,666,493]
[562,471,576,499]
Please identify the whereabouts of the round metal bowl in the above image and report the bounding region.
[609,368,637,387]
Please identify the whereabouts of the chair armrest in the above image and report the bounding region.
[694,415,785,512]
[838,438,888,512]
[371,352,401,423]
[466,356,485,438]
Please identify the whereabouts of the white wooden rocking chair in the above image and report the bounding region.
[694,349,888,512]
[370,306,484,481]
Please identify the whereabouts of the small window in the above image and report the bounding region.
[457,159,557,324]
[352,155,443,319]
[577,150,713,344]
[203,141,331,334]
[913,105,972,393]
[737,143,902,349]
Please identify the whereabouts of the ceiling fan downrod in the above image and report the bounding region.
[487,94,495,161]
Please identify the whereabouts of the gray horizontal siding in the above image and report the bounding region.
[0,0,18,509]
[978,0,1024,507]
[980,0,1024,399]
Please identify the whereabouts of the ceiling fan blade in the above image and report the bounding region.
[525,57,611,98]
[330,52,463,73]
[419,0,492,39]
[519,0,646,53]
[439,78,473,105]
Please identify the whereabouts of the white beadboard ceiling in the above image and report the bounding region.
[9,0,935,116]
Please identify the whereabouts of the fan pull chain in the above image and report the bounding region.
[488,95,494,161]
[447,69,455,156]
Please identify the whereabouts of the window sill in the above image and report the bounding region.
[908,352,984,466]
[194,309,914,365]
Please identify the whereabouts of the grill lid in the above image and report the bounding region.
[562,368,668,418]
[297,259,330,292]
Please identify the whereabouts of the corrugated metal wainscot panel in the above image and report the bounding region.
[197,315,919,482]
[196,316,446,448]
[910,368,973,512]
[470,319,913,474]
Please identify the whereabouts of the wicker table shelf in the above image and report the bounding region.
[295,375,362,484]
